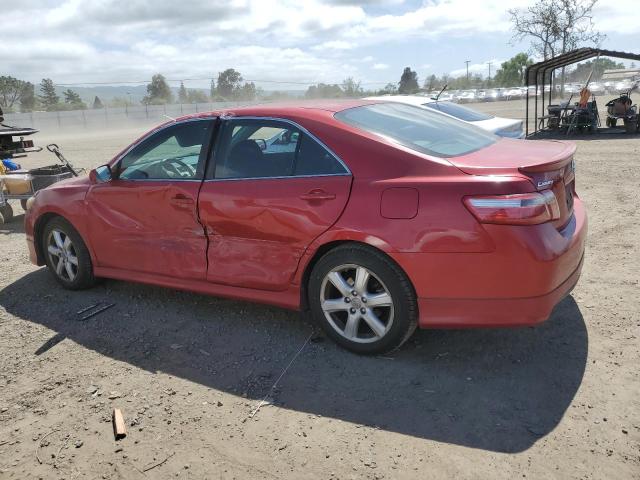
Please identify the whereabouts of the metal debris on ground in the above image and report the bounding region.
[142,452,175,472]
[247,331,314,420]
[76,302,115,321]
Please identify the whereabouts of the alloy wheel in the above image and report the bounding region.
[320,263,394,344]
[47,229,79,282]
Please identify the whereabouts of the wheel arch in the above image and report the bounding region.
[298,239,416,311]
[33,212,95,267]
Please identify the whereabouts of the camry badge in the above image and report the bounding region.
[537,179,554,189]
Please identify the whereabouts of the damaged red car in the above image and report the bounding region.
[24,100,587,354]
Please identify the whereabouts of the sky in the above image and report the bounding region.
[1,0,639,90]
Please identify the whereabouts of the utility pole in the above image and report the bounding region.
[487,62,492,81]
[465,60,471,82]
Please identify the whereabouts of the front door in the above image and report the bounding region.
[86,119,214,280]
[198,118,352,291]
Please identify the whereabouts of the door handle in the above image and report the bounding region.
[299,189,336,201]
[170,194,194,208]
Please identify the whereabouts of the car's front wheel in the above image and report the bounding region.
[42,217,96,290]
[308,244,417,354]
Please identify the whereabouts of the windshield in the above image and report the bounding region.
[423,101,493,122]
[335,103,496,158]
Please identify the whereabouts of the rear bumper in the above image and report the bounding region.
[416,253,583,327]
[393,198,587,328]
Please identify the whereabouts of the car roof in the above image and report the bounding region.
[174,98,380,123]
[364,95,434,106]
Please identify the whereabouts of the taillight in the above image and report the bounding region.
[463,190,560,225]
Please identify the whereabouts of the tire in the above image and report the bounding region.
[624,119,636,134]
[308,243,418,355]
[0,211,4,225]
[0,204,13,222]
[42,216,96,290]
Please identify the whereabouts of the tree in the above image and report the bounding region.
[509,0,605,93]
[62,89,86,110]
[424,74,438,91]
[305,83,343,99]
[38,78,59,111]
[20,82,36,112]
[378,82,398,95]
[398,67,419,94]
[238,81,256,101]
[0,76,32,111]
[92,96,104,109]
[567,58,624,82]
[493,53,534,87]
[216,69,243,99]
[63,89,81,104]
[178,81,188,103]
[341,77,363,97]
[143,74,173,104]
[210,79,217,99]
[187,89,209,104]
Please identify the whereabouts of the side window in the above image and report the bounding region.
[213,118,348,180]
[214,120,300,179]
[118,120,211,180]
[295,133,347,176]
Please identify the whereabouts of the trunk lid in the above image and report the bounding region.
[450,138,576,229]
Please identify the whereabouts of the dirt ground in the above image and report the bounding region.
[0,99,638,480]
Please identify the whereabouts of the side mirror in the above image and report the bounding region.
[90,165,112,184]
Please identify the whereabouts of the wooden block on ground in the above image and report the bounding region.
[112,408,127,440]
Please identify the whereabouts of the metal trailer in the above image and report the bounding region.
[1,120,81,224]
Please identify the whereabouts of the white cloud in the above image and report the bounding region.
[312,40,356,51]
[1,0,638,87]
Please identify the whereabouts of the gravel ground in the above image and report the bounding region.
[0,99,638,479]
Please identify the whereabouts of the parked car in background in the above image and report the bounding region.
[435,91,458,103]
[23,99,585,354]
[484,89,502,101]
[365,95,525,137]
[588,82,605,95]
[505,87,525,100]
[457,90,476,103]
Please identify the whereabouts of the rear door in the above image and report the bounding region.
[198,117,352,291]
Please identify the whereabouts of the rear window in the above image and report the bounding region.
[335,103,496,158]
[423,101,493,122]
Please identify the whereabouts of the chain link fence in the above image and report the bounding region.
[2,101,258,131]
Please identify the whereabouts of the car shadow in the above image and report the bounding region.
[529,128,638,140]
[0,269,588,453]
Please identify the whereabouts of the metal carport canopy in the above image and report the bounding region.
[524,48,640,136]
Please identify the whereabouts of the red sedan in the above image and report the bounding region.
[24,100,587,354]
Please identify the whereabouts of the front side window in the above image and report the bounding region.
[423,101,493,122]
[335,103,496,158]
[118,120,212,180]
[213,119,347,179]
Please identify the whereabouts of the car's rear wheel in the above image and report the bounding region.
[308,244,417,354]
[42,217,96,290]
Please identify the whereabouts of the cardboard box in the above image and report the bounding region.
[1,174,32,195]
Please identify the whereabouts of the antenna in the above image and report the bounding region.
[432,84,448,101]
